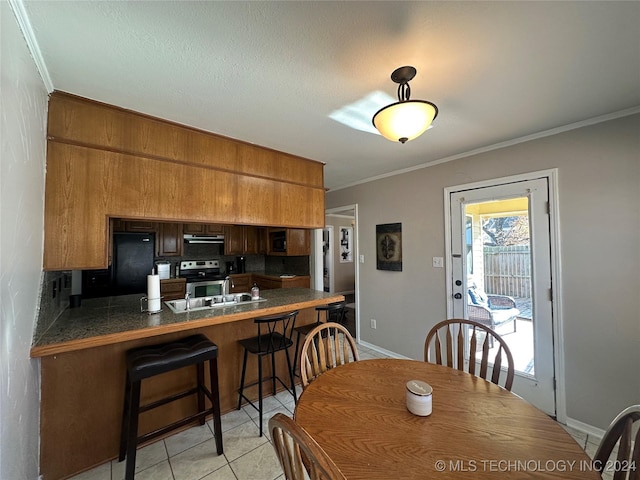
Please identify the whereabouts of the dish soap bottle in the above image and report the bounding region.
[251,282,260,300]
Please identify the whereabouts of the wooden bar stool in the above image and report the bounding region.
[292,302,346,377]
[237,310,299,436]
[119,334,223,480]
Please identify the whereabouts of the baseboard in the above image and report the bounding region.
[357,340,411,360]
[564,417,605,441]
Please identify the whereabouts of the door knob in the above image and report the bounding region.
[454,293,462,299]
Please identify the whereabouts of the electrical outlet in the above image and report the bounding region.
[370,319,377,329]
[359,254,365,263]
[432,257,444,268]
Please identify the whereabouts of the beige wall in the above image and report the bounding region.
[326,114,640,430]
[325,215,356,294]
[1,3,49,478]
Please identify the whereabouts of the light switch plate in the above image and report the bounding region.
[432,257,444,268]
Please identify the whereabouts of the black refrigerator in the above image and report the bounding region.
[111,232,155,295]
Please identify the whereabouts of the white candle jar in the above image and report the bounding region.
[406,380,433,416]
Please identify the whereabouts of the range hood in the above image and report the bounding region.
[183,234,224,244]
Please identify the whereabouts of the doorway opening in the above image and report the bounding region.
[321,205,359,340]
[465,197,534,375]
[446,170,564,420]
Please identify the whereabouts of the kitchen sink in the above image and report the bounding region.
[164,293,266,314]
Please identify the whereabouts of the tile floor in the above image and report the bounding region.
[71,344,606,480]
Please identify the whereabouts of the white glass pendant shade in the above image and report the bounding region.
[372,66,438,143]
[373,100,437,143]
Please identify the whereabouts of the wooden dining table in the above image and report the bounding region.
[294,359,601,479]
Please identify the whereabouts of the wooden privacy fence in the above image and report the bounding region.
[483,245,531,298]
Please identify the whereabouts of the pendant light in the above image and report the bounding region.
[372,66,438,144]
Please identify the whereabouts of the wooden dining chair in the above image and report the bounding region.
[593,404,640,480]
[269,413,347,480]
[292,301,347,378]
[424,319,515,391]
[300,322,359,389]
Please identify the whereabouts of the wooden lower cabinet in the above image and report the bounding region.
[253,274,310,290]
[253,275,282,290]
[160,278,186,300]
[228,274,312,292]
[229,274,252,293]
[38,308,319,480]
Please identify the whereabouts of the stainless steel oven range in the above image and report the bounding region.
[179,260,227,298]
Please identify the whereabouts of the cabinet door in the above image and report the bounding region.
[224,225,245,255]
[112,219,126,232]
[256,227,268,255]
[182,223,206,234]
[287,229,311,256]
[267,228,286,256]
[160,279,186,300]
[158,223,183,256]
[205,224,225,235]
[244,227,259,254]
[125,221,157,232]
[254,276,281,290]
[183,223,225,235]
[229,274,252,293]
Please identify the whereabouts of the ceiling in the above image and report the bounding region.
[20,1,640,190]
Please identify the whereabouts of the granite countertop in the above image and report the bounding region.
[31,288,343,358]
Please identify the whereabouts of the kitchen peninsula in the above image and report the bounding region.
[32,288,342,479]
[37,91,331,479]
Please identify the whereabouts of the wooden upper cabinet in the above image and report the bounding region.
[223,226,245,255]
[252,227,267,255]
[123,221,156,232]
[236,144,324,189]
[43,93,325,270]
[183,223,225,235]
[256,227,268,255]
[286,228,311,256]
[112,220,157,233]
[267,228,311,256]
[158,223,183,257]
[223,225,265,255]
[244,227,258,255]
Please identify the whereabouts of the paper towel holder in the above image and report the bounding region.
[140,296,163,314]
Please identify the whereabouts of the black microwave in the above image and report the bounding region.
[271,231,287,252]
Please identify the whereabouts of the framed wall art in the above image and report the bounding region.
[376,223,402,271]
[339,226,353,263]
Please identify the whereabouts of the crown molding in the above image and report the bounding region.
[330,105,640,192]
[9,0,54,93]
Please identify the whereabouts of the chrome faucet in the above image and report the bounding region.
[223,276,235,296]
[185,291,191,311]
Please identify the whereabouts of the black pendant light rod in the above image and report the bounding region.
[391,65,417,103]
[398,83,411,102]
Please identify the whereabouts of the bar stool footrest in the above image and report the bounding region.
[138,409,212,445]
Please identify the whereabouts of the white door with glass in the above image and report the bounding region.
[448,177,556,416]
